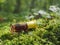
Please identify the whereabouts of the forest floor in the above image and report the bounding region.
[0,12,60,45]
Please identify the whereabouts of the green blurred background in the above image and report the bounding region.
[0,0,60,45]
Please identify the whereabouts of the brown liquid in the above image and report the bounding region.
[12,23,28,32]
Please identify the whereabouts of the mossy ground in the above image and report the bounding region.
[0,12,60,45]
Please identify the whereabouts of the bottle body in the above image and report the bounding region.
[11,20,37,32]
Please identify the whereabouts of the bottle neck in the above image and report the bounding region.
[26,20,37,29]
